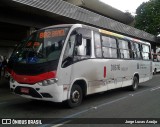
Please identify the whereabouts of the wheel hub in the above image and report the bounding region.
[72,90,80,103]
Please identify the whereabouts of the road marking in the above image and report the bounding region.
[96,96,127,108]
[38,97,128,127]
[129,89,149,96]
[51,120,71,127]
[33,85,160,127]
[38,109,90,127]
[151,86,160,91]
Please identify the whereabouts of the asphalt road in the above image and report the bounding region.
[0,74,160,127]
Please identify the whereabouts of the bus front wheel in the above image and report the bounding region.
[66,84,83,108]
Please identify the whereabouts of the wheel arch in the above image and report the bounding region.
[67,78,88,100]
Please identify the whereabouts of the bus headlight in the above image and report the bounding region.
[38,78,58,86]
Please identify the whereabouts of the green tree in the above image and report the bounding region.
[134,0,160,35]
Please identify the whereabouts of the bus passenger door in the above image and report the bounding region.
[58,34,76,94]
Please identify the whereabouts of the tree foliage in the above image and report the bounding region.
[134,0,160,35]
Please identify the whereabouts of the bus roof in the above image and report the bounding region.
[38,24,150,45]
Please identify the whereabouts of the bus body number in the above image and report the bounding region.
[111,64,120,71]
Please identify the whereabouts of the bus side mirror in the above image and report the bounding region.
[76,34,82,46]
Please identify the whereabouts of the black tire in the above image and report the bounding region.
[129,76,139,91]
[66,84,83,108]
[153,68,157,75]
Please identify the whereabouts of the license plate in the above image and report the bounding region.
[21,88,29,94]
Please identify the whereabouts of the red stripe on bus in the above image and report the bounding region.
[104,66,106,78]
[6,67,11,74]
[11,71,56,84]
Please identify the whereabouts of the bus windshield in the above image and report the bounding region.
[11,27,70,64]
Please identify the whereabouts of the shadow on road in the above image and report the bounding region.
[0,78,9,89]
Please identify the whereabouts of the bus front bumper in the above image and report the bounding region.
[10,80,64,102]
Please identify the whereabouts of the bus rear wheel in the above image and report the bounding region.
[66,84,83,108]
[153,68,157,75]
[129,76,139,91]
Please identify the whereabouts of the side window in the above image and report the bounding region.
[134,42,142,59]
[74,28,91,61]
[102,36,117,58]
[131,41,142,60]
[94,32,102,58]
[131,41,137,59]
[62,28,92,68]
[118,39,130,59]
[142,44,150,60]
[75,38,91,56]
